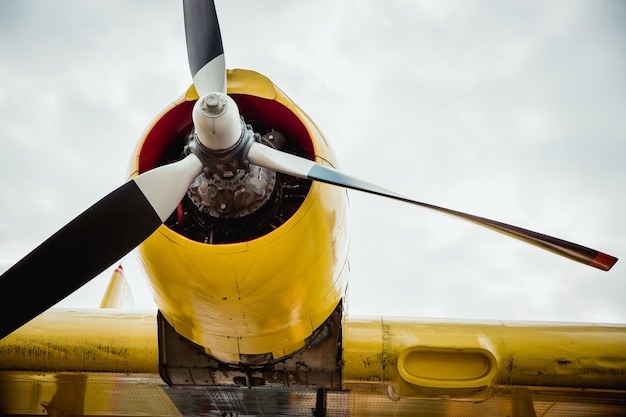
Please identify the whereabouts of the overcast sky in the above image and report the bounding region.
[1,0,624,324]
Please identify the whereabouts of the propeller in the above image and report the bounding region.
[0,0,227,340]
[177,1,618,274]
[246,143,618,271]
[0,155,203,339]
[0,0,617,341]
[186,88,616,272]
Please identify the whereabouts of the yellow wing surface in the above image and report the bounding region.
[1,309,625,416]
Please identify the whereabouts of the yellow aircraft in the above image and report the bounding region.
[0,1,624,416]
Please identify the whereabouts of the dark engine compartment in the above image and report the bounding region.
[138,94,314,244]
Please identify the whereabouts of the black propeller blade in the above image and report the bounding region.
[0,155,203,339]
[0,0,230,341]
[247,142,618,271]
[0,0,225,341]
[183,0,226,95]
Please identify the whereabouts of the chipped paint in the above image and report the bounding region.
[342,317,626,397]
[0,309,158,373]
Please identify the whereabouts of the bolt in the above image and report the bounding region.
[203,93,225,115]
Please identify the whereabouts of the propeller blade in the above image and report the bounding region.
[183,0,226,95]
[247,142,618,271]
[0,154,203,339]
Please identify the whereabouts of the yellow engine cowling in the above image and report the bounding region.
[127,69,350,363]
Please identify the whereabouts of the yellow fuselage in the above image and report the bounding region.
[127,70,350,362]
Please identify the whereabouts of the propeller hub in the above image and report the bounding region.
[193,92,243,151]
[203,93,225,114]
[186,101,279,221]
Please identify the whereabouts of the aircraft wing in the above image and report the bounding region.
[1,309,624,416]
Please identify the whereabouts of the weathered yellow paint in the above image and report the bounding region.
[0,309,157,373]
[2,312,625,392]
[1,311,625,414]
[342,316,626,400]
[128,69,350,362]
